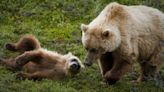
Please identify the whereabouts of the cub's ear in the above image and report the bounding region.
[81,24,88,32]
[68,52,72,55]
[102,30,113,38]
[64,52,72,59]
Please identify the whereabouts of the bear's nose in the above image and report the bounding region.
[83,61,92,66]
[84,58,92,66]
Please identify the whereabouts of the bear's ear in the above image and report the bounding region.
[102,31,109,37]
[106,2,126,19]
[81,24,88,32]
[102,30,113,38]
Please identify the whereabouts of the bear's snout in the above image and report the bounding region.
[84,58,92,66]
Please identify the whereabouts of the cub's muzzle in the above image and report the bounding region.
[70,62,80,70]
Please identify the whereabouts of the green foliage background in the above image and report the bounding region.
[0,0,164,92]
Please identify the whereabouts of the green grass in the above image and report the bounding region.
[0,0,164,92]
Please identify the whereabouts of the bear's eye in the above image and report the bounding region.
[90,48,97,53]
[85,47,89,51]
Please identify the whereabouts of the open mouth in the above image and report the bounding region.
[100,52,114,75]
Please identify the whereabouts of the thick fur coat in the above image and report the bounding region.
[81,2,164,85]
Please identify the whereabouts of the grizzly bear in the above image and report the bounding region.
[81,2,164,85]
[0,35,84,80]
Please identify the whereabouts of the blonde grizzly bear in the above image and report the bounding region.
[0,35,84,80]
[81,2,164,85]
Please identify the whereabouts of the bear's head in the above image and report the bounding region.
[81,2,127,66]
[64,52,84,75]
[81,24,121,66]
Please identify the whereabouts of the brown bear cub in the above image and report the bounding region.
[81,2,164,85]
[0,35,84,80]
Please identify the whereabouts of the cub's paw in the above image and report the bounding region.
[16,72,27,80]
[5,43,16,51]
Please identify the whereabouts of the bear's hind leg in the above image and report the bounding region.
[138,48,161,82]
[5,35,40,53]
[138,61,160,82]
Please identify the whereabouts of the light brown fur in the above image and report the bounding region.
[81,2,164,85]
[1,35,83,80]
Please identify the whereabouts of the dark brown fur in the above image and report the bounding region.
[100,52,114,75]
[5,35,40,53]
[100,52,131,85]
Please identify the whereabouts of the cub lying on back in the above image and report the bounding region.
[0,35,84,80]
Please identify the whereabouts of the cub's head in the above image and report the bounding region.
[64,53,84,75]
[81,23,121,66]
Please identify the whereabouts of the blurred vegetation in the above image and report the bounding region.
[0,0,164,92]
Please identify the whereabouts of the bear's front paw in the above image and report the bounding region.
[103,72,119,85]
[104,77,118,85]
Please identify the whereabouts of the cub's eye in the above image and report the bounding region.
[90,48,97,53]
[71,59,78,62]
